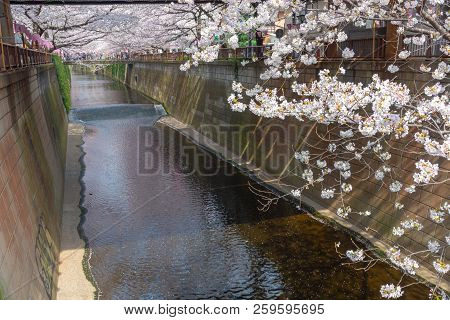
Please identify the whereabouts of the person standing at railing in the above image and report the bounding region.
[255,31,263,58]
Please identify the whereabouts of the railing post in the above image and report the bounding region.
[14,45,18,67]
[372,20,376,60]
[385,22,399,60]
[0,24,5,71]
[0,44,4,71]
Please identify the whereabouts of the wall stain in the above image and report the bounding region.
[35,216,57,299]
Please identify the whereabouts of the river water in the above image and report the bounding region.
[71,70,427,300]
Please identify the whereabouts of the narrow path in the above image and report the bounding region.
[56,123,95,300]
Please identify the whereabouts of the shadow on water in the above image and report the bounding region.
[71,70,429,300]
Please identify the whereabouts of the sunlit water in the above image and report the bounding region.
[70,70,428,300]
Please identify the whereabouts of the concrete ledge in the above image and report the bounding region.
[56,123,94,300]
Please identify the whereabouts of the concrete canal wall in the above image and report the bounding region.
[0,65,67,299]
[104,61,448,289]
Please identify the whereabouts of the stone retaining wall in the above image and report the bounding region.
[0,65,67,299]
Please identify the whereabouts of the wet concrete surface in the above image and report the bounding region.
[57,123,95,300]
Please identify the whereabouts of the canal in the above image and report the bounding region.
[70,69,427,299]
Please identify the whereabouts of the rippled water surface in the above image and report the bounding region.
[71,70,428,300]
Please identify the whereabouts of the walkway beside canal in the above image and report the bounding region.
[57,123,95,300]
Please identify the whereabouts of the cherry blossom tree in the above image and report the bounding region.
[14,0,448,299]
[106,2,223,54]
[11,3,221,54]
[170,0,449,299]
[11,5,139,51]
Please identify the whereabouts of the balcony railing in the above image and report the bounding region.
[0,42,52,72]
[406,36,448,58]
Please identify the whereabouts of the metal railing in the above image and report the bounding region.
[134,46,272,62]
[0,42,53,72]
[70,37,448,65]
[134,41,387,63]
[342,37,385,59]
[406,37,448,58]
[136,51,187,61]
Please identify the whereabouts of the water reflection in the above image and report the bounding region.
[71,69,428,300]
[71,71,156,107]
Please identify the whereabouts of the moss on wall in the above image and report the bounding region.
[105,63,127,83]
[53,55,71,112]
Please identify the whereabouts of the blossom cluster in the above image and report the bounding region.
[163,0,449,300]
